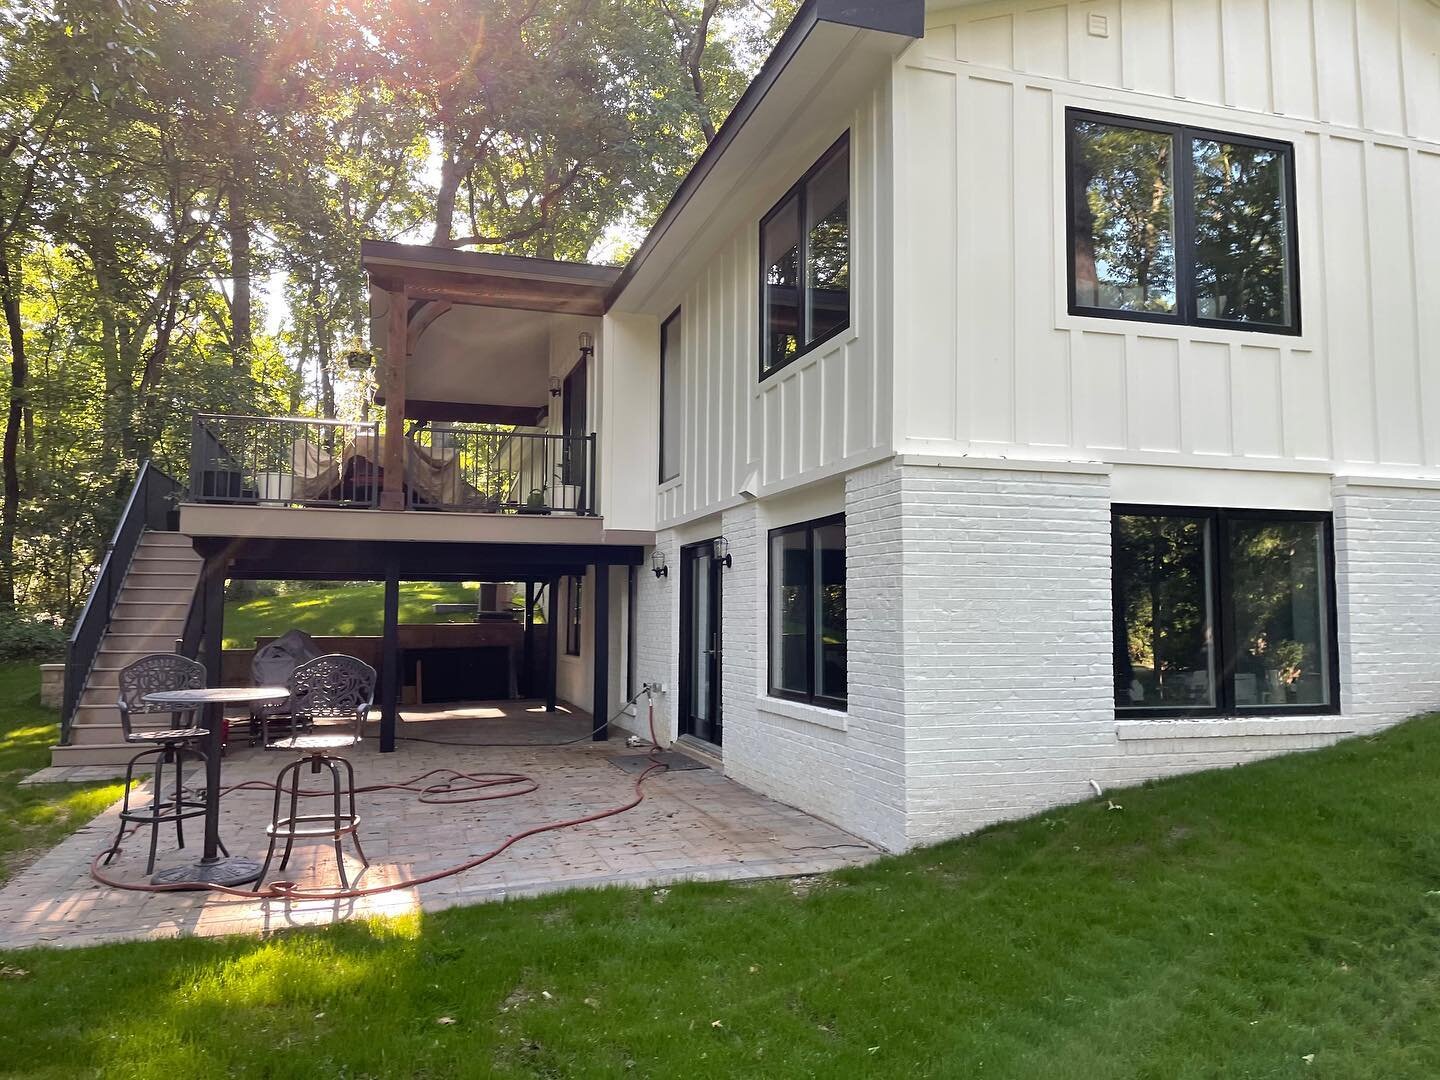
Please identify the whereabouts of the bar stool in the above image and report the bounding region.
[255,654,375,890]
[104,654,220,875]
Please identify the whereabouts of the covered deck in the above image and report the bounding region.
[0,706,876,949]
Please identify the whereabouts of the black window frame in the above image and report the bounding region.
[565,574,583,657]
[1066,108,1302,336]
[758,132,852,381]
[659,307,681,485]
[1112,504,1341,719]
[766,513,847,711]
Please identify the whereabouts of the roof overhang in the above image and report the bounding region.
[362,240,620,316]
[605,0,925,313]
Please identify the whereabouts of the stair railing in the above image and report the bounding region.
[60,461,186,745]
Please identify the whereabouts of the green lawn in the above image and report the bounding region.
[223,582,482,648]
[0,664,128,885]
[5,716,1440,1077]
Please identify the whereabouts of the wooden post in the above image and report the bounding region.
[380,565,400,752]
[591,565,609,742]
[379,285,408,511]
[545,577,559,713]
[523,580,535,699]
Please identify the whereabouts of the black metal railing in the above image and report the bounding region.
[61,461,185,744]
[190,413,380,508]
[408,426,595,515]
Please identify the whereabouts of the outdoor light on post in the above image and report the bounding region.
[548,375,562,398]
[578,331,595,359]
[713,537,732,569]
[651,550,669,579]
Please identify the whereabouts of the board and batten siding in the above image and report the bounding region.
[655,78,894,529]
[895,0,1440,477]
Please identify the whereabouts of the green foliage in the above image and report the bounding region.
[0,608,65,661]
[223,580,479,648]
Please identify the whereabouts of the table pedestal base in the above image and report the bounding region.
[151,856,262,889]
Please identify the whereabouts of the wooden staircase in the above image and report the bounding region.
[50,531,203,766]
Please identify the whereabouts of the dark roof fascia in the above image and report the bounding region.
[603,0,925,309]
[361,239,622,287]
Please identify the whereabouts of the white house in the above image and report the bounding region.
[61,0,1440,856]
[605,0,1440,851]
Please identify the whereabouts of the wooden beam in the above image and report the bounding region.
[407,300,451,355]
[370,397,547,427]
[380,286,408,511]
[370,267,607,316]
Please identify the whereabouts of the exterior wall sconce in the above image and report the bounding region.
[650,550,669,578]
[548,376,562,398]
[713,536,732,568]
[578,331,595,359]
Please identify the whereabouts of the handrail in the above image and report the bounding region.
[61,460,185,744]
[190,412,380,508]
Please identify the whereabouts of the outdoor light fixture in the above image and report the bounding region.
[341,345,373,372]
[650,550,669,579]
[578,331,595,358]
[548,375,562,398]
[713,536,732,569]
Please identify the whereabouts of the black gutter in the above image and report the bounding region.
[603,0,925,309]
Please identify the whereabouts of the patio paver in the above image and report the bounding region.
[0,706,877,950]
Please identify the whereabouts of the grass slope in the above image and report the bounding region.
[5,715,1440,1077]
[0,664,128,884]
[223,582,479,649]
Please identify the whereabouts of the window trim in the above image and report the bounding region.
[1111,504,1341,719]
[1065,108,1302,337]
[766,513,847,711]
[659,306,681,485]
[565,574,583,657]
[758,132,852,382]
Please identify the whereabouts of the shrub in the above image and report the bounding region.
[0,610,67,662]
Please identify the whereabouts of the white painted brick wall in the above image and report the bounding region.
[630,469,1440,855]
[630,530,680,743]
[1333,480,1440,731]
[721,474,910,851]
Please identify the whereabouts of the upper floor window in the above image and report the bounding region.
[1067,110,1299,335]
[760,133,850,378]
[659,309,682,484]
[1113,507,1338,717]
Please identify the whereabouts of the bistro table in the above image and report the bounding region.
[141,686,290,888]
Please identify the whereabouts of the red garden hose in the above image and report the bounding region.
[90,689,669,902]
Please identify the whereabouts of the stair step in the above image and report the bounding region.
[130,553,201,566]
[101,634,189,652]
[50,743,144,767]
[110,610,189,627]
[139,532,194,547]
[123,574,198,589]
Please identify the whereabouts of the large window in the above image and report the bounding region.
[768,515,846,709]
[565,575,583,657]
[659,309,682,484]
[1068,109,1299,334]
[1113,507,1338,717]
[760,134,850,378]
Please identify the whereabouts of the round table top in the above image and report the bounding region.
[143,686,290,706]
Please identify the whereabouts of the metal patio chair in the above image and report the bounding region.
[255,654,375,890]
[104,654,220,876]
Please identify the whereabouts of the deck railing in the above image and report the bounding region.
[190,413,380,508]
[61,461,184,744]
[188,413,597,516]
[408,426,595,515]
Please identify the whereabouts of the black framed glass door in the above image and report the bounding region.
[679,541,722,746]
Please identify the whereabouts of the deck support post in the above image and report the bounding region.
[199,543,226,688]
[545,577,559,713]
[379,285,408,511]
[380,565,400,752]
[523,581,535,698]
[591,564,609,742]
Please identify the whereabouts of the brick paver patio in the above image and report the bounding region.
[0,703,876,950]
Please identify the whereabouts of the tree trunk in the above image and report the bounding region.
[227,184,252,367]
[0,244,25,608]
[317,304,336,420]
[432,147,462,245]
